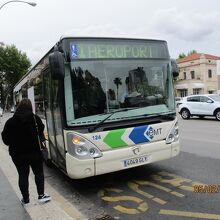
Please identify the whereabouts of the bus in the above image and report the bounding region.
[13,37,180,179]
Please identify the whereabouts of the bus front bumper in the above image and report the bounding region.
[66,140,180,179]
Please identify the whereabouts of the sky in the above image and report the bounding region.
[0,0,220,66]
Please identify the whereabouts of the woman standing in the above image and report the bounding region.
[1,99,51,205]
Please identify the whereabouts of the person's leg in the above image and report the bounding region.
[29,153,51,202]
[29,153,44,196]
[12,156,30,202]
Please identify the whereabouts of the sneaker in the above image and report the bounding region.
[38,193,51,203]
[20,198,30,206]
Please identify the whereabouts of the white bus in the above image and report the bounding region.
[14,37,180,179]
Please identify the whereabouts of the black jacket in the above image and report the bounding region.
[1,109,45,157]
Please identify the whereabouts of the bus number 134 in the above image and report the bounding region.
[92,135,101,141]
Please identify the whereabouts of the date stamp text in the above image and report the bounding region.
[194,185,220,193]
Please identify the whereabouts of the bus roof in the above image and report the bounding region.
[59,35,167,43]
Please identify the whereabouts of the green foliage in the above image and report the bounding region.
[187,50,197,56]
[0,44,31,108]
[178,50,197,59]
[178,53,186,59]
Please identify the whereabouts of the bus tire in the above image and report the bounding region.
[44,158,54,168]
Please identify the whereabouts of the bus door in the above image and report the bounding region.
[43,68,66,170]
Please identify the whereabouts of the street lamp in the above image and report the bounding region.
[0,1,36,10]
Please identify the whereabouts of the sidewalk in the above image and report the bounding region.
[0,167,31,220]
[0,114,87,220]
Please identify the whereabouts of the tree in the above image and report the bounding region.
[178,53,186,59]
[113,77,122,101]
[0,44,31,109]
[187,50,197,56]
[178,50,197,59]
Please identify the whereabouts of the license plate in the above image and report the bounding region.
[123,155,149,168]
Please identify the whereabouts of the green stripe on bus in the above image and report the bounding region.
[104,129,127,148]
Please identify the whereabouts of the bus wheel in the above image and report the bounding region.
[44,159,54,168]
[215,109,220,121]
[181,109,190,120]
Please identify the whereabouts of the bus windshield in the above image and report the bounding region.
[65,59,175,126]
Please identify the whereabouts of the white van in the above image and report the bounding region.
[10,106,15,113]
[0,107,3,117]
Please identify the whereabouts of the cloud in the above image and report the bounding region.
[64,24,132,38]
[24,41,52,66]
[150,8,220,42]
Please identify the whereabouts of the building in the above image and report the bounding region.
[217,60,220,95]
[175,53,220,97]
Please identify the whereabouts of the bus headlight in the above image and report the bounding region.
[75,145,88,156]
[166,121,179,144]
[67,133,103,159]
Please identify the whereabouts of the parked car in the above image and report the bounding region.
[0,107,3,117]
[10,106,15,113]
[175,97,183,107]
[178,94,220,121]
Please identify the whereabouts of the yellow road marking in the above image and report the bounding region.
[102,195,142,203]
[102,195,148,214]
[128,181,166,205]
[170,191,185,197]
[155,172,208,193]
[152,197,166,205]
[137,202,148,212]
[152,172,192,187]
[178,181,206,192]
[114,205,140,215]
[135,180,184,197]
[104,188,123,193]
[98,188,148,215]
[114,202,148,215]
[159,209,220,219]
[128,182,154,199]
[179,185,194,191]
[98,172,216,217]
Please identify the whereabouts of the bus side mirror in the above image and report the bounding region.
[171,59,179,78]
[49,51,65,80]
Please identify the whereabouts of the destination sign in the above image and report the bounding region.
[69,40,168,60]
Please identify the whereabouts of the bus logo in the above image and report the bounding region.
[132,146,141,155]
[70,43,78,59]
[145,127,154,140]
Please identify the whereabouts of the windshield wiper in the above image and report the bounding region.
[120,111,176,121]
[141,112,175,120]
[88,108,138,132]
